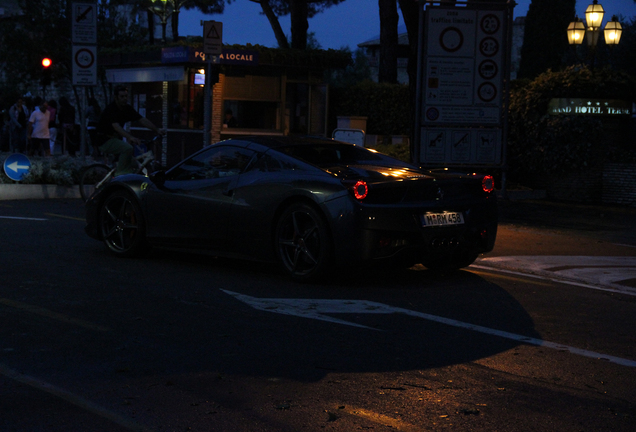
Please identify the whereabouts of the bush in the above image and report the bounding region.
[508,65,636,183]
[0,154,86,185]
[330,81,411,136]
[368,143,411,163]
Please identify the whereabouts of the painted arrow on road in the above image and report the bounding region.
[222,290,636,367]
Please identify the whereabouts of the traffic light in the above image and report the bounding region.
[41,57,52,86]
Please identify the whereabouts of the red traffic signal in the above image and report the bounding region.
[42,58,52,68]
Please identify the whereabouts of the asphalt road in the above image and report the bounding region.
[1,197,635,431]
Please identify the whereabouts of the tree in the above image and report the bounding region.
[172,1,225,41]
[378,0,398,83]
[396,0,418,88]
[243,0,345,50]
[0,0,148,95]
[517,0,576,79]
[142,1,224,43]
[249,0,290,48]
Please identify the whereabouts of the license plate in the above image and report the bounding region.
[421,211,464,227]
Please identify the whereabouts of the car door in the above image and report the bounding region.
[145,145,255,251]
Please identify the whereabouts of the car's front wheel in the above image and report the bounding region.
[275,202,332,281]
[99,191,148,257]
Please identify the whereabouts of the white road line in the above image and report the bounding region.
[0,215,48,221]
[0,363,152,431]
[223,290,636,368]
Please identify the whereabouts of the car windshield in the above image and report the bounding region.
[276,144,409,167]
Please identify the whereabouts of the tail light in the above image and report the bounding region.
[345,180,368,200]
[482,175,494,193]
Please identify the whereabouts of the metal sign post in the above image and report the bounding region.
[71,1,97,158]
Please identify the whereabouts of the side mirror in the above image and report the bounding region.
[149,170,166,187]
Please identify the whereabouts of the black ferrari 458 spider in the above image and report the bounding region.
[85,135,497,280]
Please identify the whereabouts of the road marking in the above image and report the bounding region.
[469,269,554,287]
[44,212,85,221]
[0,215,48,221]
[0,298,110,332]
[222,290,636,368]
[0,363,152,432]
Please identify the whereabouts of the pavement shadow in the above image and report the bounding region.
[125,252,542,383]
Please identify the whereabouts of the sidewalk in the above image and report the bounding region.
[497,196,636,246]
[0,184,80,200]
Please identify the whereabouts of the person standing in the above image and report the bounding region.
[96,85,164,176]
[85,97,101,157]
[27,97,50,157]
[58,96,77,155]
[47,99,58,155]
[9,97,29,153]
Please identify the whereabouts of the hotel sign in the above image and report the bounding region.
[548,98,631,116]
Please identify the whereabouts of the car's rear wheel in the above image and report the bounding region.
[275,202,332,281]
[99,191,147,257]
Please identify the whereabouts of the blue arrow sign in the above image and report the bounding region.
[3,153,31,181]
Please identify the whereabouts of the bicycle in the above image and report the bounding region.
[79,135,162,202]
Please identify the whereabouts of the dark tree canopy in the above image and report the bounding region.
[378,0,399,83]
[517,0,576,79]
[246,0,345,49]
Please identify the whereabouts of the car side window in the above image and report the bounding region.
[169,146,255,181]
[250,152,307,173]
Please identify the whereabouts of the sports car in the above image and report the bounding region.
[85,135,497,281]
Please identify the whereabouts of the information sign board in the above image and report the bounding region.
[424,8,505,124]
[333,129,365,147]
[72,45,97,86]
[203,21,223,56]
[416,3,511,167]
[71,2,97,45]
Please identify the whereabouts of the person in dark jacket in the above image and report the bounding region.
[96,85,164,176]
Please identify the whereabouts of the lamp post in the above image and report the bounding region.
[148,0,173,44]
[567,1,622,67]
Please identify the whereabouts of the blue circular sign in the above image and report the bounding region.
[3,153,31,181]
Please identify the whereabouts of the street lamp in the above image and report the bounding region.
[567,1,622,48]
[148,0,173,44]
[604,16,623,45]
[567,18,586,45]
[567,1,622,68]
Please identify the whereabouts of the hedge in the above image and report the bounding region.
[330,81,412,136]
[507,65,636,183]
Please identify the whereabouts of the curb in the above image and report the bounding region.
[0,184,81,200]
